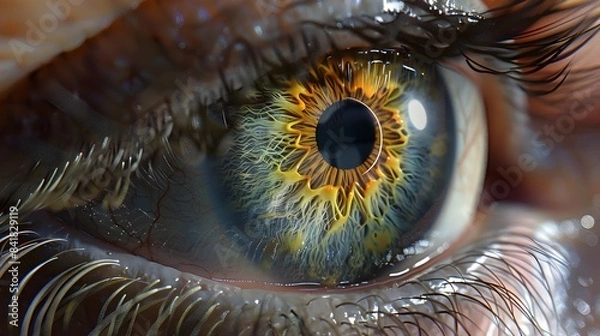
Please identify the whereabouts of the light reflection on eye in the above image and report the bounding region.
[0,0,599,335]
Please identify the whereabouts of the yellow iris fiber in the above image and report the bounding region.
[270,56,409,235]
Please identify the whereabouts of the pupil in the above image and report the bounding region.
[316,98,376,170]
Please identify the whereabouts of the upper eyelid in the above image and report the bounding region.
[0,0,485,97]
[139,1,486,103]
[3,0,589,101]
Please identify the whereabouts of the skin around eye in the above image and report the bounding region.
[473,1,600,214]
[0,0,599,334]
[0,0,143,92]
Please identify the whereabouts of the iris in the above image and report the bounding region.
[218,48,455,285]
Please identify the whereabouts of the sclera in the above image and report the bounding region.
[392,65,488,278]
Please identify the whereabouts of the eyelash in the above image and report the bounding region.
[213,0,587,101]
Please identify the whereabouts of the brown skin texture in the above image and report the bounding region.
[0,0,145,91]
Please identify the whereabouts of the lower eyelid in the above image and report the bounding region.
[8,204,569,334]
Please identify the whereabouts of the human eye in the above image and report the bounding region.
[1,0,599,335]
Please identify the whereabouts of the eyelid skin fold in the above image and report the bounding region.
[0,0,508,94]
[0,0,392,92]
[0,0,144,92]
